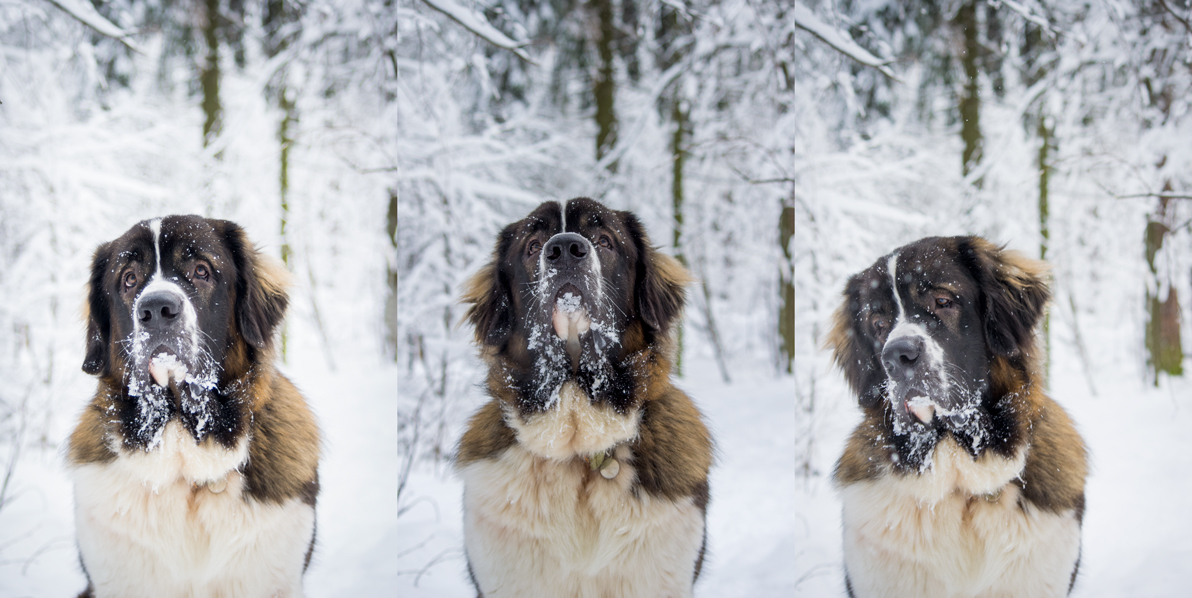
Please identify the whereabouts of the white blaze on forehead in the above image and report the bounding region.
[149,218,164,278]
[883,251,949,401]
[133,218,201,361]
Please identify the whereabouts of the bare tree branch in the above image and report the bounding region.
[44,0,144,54]
[793,2,897,81]
[422,0,535,65]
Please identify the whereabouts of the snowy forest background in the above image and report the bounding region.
[8,0,1192,594]
[0,0,794,595]
[795,0,1192,595]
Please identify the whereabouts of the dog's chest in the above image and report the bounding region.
[461,442,704,598]
[74,422,314,597]
[841,439,1082,597]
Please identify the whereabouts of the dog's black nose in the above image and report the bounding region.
[544,233,589,266]
[882,336,922,373]
[138,291,183,330]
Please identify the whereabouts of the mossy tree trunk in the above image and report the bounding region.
[956,0,982,184]
[200,0,221,151]
[779,200,794,375]
[386,190,398,360]
[1145,191,1184,383]
[670,98,689,375]
[592,0,617,168]
[1037,113,1052,386]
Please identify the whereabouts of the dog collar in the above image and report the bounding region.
[195,476,228,494]
[588,450,620,480]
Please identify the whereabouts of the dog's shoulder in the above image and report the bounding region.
[242,370,321,506]
[457,398,517,466]
[1019,394,1087,517]
[632,383,712,506]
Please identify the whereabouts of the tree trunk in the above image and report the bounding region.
[1037,113,1051,386]
[671,98,688,375]
[957,0,982,184]
[278,86,295,361]
[386,190,398,361]
[592,0,617,168]
[779,200,794,375]
[200,0,221,151]
[1145,190,1183,383]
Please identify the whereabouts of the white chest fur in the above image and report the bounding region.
[505,380,642,460]
[462,383,704,598]
[73,422,314,598]
[841,439,1081,598]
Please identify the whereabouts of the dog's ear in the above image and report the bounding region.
[222,222,289,350]
[82,242,113,376]
[959,237,1050,358]
[825,282,885,409]
[625,213,691,335]
[463,226,516,347]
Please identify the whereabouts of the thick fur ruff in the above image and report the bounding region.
[458,198,712,598]
[828,236,1087,598]
[69,216,320,598]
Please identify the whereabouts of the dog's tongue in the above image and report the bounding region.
[553,292,591,371]
[552,292,591,340]
[906,396,936,424]
[148,351,188,388]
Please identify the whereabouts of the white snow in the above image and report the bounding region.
[793,2,896,80]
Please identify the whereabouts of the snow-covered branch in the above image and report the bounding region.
[421,0,535,64]
[993,0,1061,39]
[793,2,896,81]
[45,0,144,54]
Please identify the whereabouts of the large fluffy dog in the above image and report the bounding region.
[69,216,320,597]
[828,236,1087,598]
[457,197,713,598]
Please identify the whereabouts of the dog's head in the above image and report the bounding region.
[463,197,689,413]
[827,236,1049,436]
[83,216,288,444]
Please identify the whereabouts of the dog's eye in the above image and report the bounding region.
[871,317,888,337]
[193,263,210,281]
[122,271,137,290]
[934,297,954,308]
[597,235,612,248]
[527,240,542,256]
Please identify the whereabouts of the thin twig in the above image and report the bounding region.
[1115,192,1192,200]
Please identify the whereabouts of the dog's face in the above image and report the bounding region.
[83,216,288,447]
[829,237,1049,438]
[464,197,688,414]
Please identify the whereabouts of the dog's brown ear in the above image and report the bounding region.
[82,243,113,376]
[625,214,691,335]
[463,226,516,347]
[959,237,1050,358]
[825,282,884,409]
[222,222,289,350]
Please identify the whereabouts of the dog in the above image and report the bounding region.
[456,197,713,598]
[68,216,320,597]
[827,236,1087,598]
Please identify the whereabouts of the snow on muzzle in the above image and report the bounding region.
[148,346,189,388]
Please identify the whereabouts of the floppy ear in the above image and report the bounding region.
[624,214,690,335]
[222,222,289,350]
[82,243,113,376]
[462,227,516,347]
[959,237,1050,358]
[825,283,884,409]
